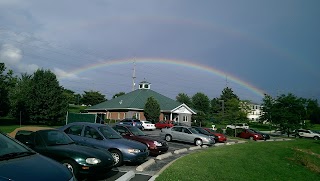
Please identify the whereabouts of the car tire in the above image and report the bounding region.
[195,139,203,146]
[314,136,319,140]
[165,135,172,142]
[110,149,123,167]
[62,159,79,176]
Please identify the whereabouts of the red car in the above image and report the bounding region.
[155,120,174,129]
[203,128,227,143]
[238,129,264,141]
[112,125,169,155]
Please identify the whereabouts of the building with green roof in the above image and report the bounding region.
[86,81,196,126]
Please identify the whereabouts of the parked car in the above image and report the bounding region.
[141,120,156,130]
[295,129,320,140]
[226,123,249,129]
[238,129,264,141]
[112,125,169,155]
[249,128,270,140]
[0,131,76,181]
[12,127,115,177]
[192,127,217,143]
[160,126,215,146]
[59,122,149,166]
[202,128,227,143]
[155,120,174,129]
[117,118,143,129]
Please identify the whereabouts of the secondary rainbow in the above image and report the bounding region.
[62,58,266,98]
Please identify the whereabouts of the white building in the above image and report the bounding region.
[247,103,263,122]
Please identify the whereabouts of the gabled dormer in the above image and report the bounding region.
[139,81,151,90]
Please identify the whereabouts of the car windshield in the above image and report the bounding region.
[194,128,208,134]
[40,130,74,146]
[189,128,200,134]
[144,121,152,124]
[0,133,35,161]
[98,126,122,139]
[129,127,146,136]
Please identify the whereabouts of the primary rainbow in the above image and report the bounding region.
[62,58,266,98]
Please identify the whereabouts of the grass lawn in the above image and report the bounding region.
[156,140,320,181]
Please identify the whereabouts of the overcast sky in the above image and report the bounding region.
[1,0,319,103]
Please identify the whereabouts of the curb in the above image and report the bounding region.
[189,146,201,151]
[174,148,188,154]
[136,159,156,172]
[156,152,173,160]
[115,170,135,181]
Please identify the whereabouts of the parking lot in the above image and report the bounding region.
[81,128,239,181]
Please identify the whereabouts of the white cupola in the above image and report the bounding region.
[138,80,151,90]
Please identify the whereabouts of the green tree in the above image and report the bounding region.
[62,88,80,105]
[306,99,320,124]
[144,96,160,123]
[176,93,192,108]
[0,63,16,116]
[219,87,239,101]
[112,92,125,99]
[9,73,32,122]
[261,94,275,123]
[192,92,210,113]
[272,93,306,137]
[81,90,106,106]
[28,69,68,124]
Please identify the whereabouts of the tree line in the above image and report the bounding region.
[1,62,320,131]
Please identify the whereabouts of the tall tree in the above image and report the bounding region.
[81,90,106,106]
[219,87,239,101]
[9,73,32,122]
[0,63,16,116]
[112,92,125,99]
[261,94,276,123]
[192,92,210,113]
[144,96,160,123]
[306,99,320,124]
[28,69,68,124]
[176,93,192,108]
[271,93,305,137]
[62,88,79,105]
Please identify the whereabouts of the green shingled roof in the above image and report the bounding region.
[86,89,181,111]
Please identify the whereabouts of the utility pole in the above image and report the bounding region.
[132,61,136,91]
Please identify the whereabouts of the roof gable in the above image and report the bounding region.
[87,89,181,111]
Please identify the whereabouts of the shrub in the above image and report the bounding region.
[216,128,223,134]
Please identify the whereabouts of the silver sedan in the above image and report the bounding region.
[160,126,215,146]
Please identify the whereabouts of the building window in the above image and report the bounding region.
[183,116,188,122]
[135,113,140,120]
[123,113,126,119]
[108,112,112,119]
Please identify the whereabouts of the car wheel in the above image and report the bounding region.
[195,139,203,146]
[62,159,79,176]
[110,150,123,167]
[314,136,319,140]
[249,137,254,141]
[165,134,172,142]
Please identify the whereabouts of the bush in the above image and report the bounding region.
[216,128,223,134]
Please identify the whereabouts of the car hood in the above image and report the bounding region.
[137,135,166,143]
[0,154,72,181]
[48,144,114,160]
[111,138,147,150]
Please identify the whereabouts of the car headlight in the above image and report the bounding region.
[154,141,162,146]
[128,149,141,154]
[86,158,101,164]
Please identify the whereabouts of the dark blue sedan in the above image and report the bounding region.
[59,122,149,166]
[0,131,75,181]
